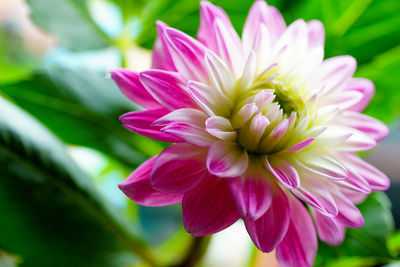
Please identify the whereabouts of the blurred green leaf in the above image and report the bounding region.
[0,96,156,266]
[388,231,400,258]
[0,27,37,85]
[0,66,164,169]
[26,0,110,51]
[316,192,395,266]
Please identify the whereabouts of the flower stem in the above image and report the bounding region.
[172,236,211,267]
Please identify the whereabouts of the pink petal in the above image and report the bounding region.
[243,1,286,47]
[205,116,237,141]
[332,189,364,228]
[120,109,182,143]
[151,21,177,71]
[229,167,274,220]
[118,156,183,206]
[139,69,197,110]
[276,196,317,267]
[110,69,160,109]
[151,144,207,194]
[206,141,249,177]
[266,156,300,189]
[336,111,389,142]
[164,27,208,82]
[244,185,290,252]
[197,1,232,52]
[182,174,240,236]
[292,173,338,216]
[342,153,390,191]
[307,20,325,49]
[345,78,375,112]
[313,209,345,246]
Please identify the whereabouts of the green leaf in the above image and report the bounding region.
[0,96,156,266]
[316,192,395,266]
[26,0,110,51]
[0,66,164,169]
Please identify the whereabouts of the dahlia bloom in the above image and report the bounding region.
[111,1,389,266]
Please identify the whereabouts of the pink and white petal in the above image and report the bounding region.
[120,109,182,143]
[293,152,348,180]
[139,70,197,110]
[214,18,244,77]
[313,209,345,246]
[152,21,177,71]
[206,116,237,141]
[162,122,216,147]
[110,69,161,109]
[266,156,300,189]
[205,50,236,98]
[307,20,325,49]
[118,156,183,206]
[276,195,317,267]
[291,172,338,216]
[154,108,208,127]
[345,78,375,112]
[164,27,209,82]
[229,165,274,220]
[187,80,232,117]
[285,137,315,152]
[182,174,240,236]
[151,143,207,194]
[198,1,233,52]
[331,189,364,228]
[243,0,286,49]
[206,141,249,177]
[336,111,389,142]
[244,185,290,252]
[341,153,390,191]
[318,56,357,93]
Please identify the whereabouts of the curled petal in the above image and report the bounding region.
[118,156,183,206]
[276,195,317,267]
[162,122,216,147]
[244,185,290,252]
[266,156,300,189]
[318,56,357,93]
[151,144,208,193]
[182,174,240,236]
[206,141,249,177]
[120,109,182,143]
[345,78,375,112]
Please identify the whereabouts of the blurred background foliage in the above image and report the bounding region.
[0,0,400,266]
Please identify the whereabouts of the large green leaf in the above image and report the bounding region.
[0,96,156,266]
[0,66,164,169]
[315,192,395,266]
[26,0,110,51]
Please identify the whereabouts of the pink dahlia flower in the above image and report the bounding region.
[111,1,389,266]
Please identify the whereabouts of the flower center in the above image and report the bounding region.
[217,70,309,155]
